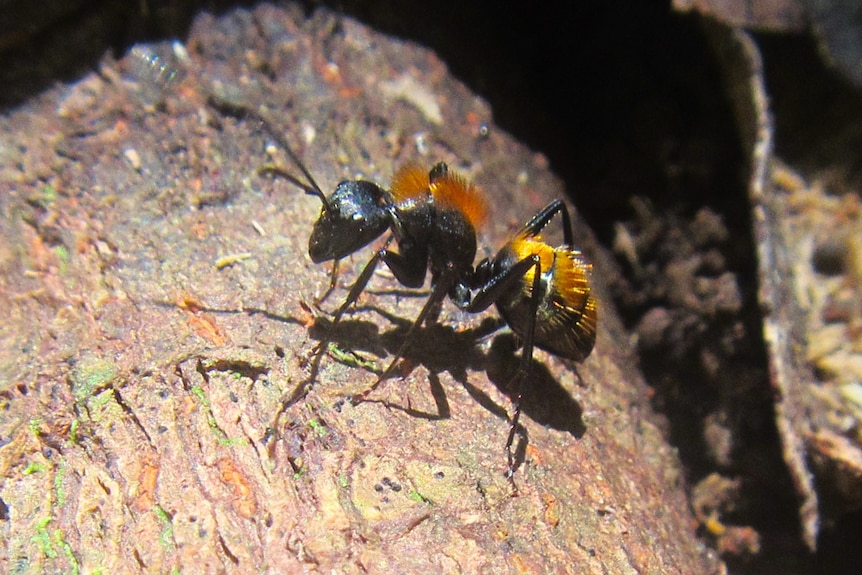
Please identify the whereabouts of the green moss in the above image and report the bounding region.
[84,389,119,423]
[190,385,248,446]
[32,185,56,207]
[53,245,70,274]
[408,490,431,504]
[31,517,57,559]
[54,529,80,575]
[190,385,208,405]
[69,418,80,443]
[326,342,380,372]
[219,436,248,447]
[54,459,67,507]
[71,357,118,402]
[28,418,43,436]
[308,418,328,437]
[153,505,175,550]
[23,462,46,475]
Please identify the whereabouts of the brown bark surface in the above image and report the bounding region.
[0,5,722,573]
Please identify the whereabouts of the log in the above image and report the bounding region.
[0,5,722,573]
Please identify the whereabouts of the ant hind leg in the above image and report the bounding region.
[503,256,544,483]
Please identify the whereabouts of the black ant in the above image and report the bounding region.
[218,102,597,479]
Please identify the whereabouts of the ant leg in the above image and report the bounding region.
[282,244,393,413]
[381,268,453,378]
[459,253,543,479]
[559,203,574,247]
[462,256,539,314]
[503,257,543,481]
[329,236,394,326]
[315,259,340,305]
[520,200,574,247]
[352,268,455,403]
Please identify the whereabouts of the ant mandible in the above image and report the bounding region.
[226,103,597,479]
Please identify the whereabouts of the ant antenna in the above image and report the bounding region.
[207,92,331,211]
[248,110,331,213]
[258,164,328,209]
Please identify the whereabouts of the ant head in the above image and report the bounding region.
[308,180,391,263]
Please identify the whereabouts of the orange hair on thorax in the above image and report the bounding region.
[429,170,488,230]
[389,163,431,205]
[389,163,488,230]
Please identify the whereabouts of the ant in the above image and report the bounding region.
[217,101,597,479]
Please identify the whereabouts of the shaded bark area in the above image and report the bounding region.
[0,4,720,574]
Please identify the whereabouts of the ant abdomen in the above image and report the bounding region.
[494,242,596,363]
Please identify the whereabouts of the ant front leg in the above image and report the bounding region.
[279,245,392,415]
[329,237,393,327]
[316,259,340,305]
[348,251,453,406]
[329,239,428,326]
[321,239,427,367]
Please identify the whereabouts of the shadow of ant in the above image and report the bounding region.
[281,303,586,475]
[154,294,585,476]
[483,333,587,470]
